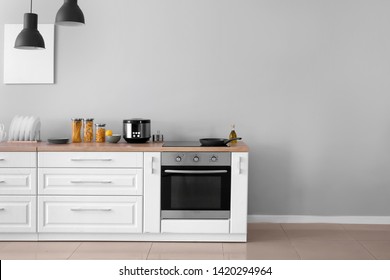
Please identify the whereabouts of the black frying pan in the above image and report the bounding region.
[199,137,242,146]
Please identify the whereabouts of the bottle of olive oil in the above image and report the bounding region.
[229,124,238,144]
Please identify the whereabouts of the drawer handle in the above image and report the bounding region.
[237,157,242,174]
[70,208,112,212]
[0,208,5,211]
[0,159,5,161]
[70,180,112,184]
[0,180,5,183]
[71,158,113,162]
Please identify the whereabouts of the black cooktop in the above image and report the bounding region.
[162,141,201,147]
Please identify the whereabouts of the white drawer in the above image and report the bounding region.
[39,168,143,195]
[38,196,142,233]
[161,219,230,234]
[0,196,37,232]
[0,152,36,168]
[38,152,143,168]
[0,168,37,195]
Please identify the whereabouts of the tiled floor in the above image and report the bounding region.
[0,223,389,260]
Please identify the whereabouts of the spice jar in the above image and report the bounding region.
[83,118,94,143]
[95,123,106,143]
[71,118,82,143]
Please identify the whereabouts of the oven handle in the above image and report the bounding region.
[164,170,228,174]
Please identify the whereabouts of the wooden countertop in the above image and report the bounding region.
[0,142,38,152]
[0,141,249,152]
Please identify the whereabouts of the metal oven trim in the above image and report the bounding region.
[161,210,230,220]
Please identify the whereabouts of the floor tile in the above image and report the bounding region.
[292,240,374,260]
[0,223,389,260]
[0,242,10,250]
[0,242,80,260]
[248,223,284,230]
[248,223,289,242]
[69,242,151,260]
[359,240,390,260]
[223,240,300,260]
[148,242,223,260]
[282,223,352,240]
[343,224,390,231]
[343,224,390,241]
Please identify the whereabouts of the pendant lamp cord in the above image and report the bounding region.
[30,0,32,13]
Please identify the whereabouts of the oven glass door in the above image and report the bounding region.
[161,166,231,219]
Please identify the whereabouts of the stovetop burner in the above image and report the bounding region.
[162,141,201,147]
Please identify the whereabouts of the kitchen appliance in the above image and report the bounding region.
[161,152,231,219]
[163,141,201,147]
[123,119,151,143]
[162,138,242,147]
[199,137,242,146]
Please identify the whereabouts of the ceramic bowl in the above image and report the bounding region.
[106,134,121,143]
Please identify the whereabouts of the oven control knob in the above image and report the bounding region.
[193,156,200,162]
[175,156,182,162]
[211,155,218,162]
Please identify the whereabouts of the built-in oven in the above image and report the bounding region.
[161,152,231,219]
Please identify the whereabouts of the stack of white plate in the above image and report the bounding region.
[8,115,41,141]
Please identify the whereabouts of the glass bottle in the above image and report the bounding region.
[95,123,106,143]
[83,118,94,143]
[229,124,238,144]
[71,118,82,143]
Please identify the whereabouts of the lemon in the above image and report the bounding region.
[105,130,113,137]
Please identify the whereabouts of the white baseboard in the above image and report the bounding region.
[248,215,390,224]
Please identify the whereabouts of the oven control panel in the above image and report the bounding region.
[162,152,231,166]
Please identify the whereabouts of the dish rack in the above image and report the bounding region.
[8,115,41,142]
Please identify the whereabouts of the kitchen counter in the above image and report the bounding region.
[0,141,249,242]
[0,142,37,152]
[0,141,249,152]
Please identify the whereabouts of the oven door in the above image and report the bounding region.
[161,166,231,219]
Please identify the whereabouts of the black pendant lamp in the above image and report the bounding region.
[14,0,45,49]
[55,0,85,26]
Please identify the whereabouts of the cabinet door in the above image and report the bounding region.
[230,152,249,234]
[0,196,37,232]
[143,152,161,233]
[38,196,142,233]
[0,168,37,195]
[0,152,36,168]
[39,168,143,195]
[38,152,143,168]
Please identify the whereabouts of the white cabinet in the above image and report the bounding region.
[0,149,249,241]
[0,196,36,233]
[39,168,143,196]
[39,152,143,168]
[0,152,37,234]
[0,168,37,195]
[143,152,161,233]
[37,152,144,235]
[0,152,36,168]
[38,196,142,233]
[230,152,249,234]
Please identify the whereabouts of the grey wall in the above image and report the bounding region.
[1,0,390,216]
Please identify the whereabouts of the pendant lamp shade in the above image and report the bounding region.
[14,13,45,49]
[55,0,85,26]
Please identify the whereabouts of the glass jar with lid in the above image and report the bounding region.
[71,118,82,143]
[83,118,94,143]
[95,123,106,143]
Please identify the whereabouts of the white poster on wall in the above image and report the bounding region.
[3,24,55,84]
